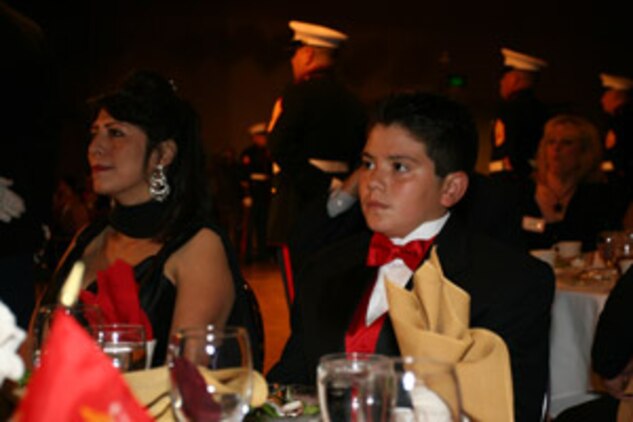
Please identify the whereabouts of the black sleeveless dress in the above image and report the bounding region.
[44,218,264,370]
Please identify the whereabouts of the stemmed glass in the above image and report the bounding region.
[32,303,104,368]
[317,352,396,422]
[390,356,463,422]
[597,230,620,268]
[168,325,253,422]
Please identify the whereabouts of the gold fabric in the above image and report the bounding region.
[124,366,269,421]
[385,247,514,422]
[617,378,633,422]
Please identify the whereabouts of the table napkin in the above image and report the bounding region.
[385,247,514,422]
[14,310,152,421]
[0,300,25,385]
[80,259,154,339]
[124,365,269,421]
[618,378,633,422]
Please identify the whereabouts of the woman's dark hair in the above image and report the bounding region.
[369,91,479,177]
[90,70,212,241]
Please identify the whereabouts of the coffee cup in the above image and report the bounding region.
[530,249,556,268]
[556,241,582,260]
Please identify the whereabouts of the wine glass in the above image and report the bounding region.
[32,303,104,368]
[317,352,396,422]
[94,323,147,372]
[168,325,253,422]
[597,230,621,268]
[390,356,463,422]
[617,230,633,275]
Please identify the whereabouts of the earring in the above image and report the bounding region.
[149,164,170,202]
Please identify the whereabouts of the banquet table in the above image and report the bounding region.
[548,274,614,417]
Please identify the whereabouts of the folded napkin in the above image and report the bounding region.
[0,300,25,385]
[385,247,514,422]
[617,378,633,422]
[80,259,154,340]
[124,365,269,421]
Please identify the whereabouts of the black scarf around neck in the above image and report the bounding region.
[108,201,167,239]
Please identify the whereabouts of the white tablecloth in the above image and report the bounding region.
[549,281,610,416]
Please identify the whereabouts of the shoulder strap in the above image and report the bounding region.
[138,220,207,285]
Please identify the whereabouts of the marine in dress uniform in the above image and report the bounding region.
[599,73,633,191]
[266,21,366,302]
[239,122,273,262]
[266,20,367,246]
[268,92,554,422]
[489,48,549,182]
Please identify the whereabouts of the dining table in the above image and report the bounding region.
[548,266,617,417]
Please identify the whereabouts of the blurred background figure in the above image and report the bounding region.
[47,175,90,266]
[599,73,633,193]
[266,20,367,301]
[239,122,273,263]
[520,114,623,251]
[0,2,60,329]
[489,47,549,183]
[209,146,244,249]
[82,174,111,222]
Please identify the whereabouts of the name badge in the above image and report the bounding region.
[601,160,615,172]
[489,160,505,173]
[522,216,546,233]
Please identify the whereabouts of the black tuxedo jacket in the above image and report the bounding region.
[268,215,554,422]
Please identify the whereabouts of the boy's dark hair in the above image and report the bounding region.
[370,92,478,177]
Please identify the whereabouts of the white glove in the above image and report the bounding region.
[0,177,26,223]
[0,301,26,385]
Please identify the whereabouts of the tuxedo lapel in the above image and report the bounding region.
[435,214,471,287]
[434,214,489,320]
[299,231,375,366]
[315,265,375,352]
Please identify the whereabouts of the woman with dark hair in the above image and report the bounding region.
[41,70,262,368]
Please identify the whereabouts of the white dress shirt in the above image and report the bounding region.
[365,212,450,325]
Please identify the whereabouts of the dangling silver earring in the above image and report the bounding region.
[149,164,170,202]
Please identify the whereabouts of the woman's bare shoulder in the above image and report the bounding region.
[174,227,224,256]
[165,227,229,282]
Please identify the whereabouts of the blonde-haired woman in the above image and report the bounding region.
[522,114,622,250]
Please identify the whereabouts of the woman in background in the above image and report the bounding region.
[521,114,623,251]
[42,70,262,368]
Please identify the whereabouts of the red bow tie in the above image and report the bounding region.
[366,232,434,271]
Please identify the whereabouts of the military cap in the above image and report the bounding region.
[289,20,348,49]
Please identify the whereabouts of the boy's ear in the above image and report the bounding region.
[439,171,469,208]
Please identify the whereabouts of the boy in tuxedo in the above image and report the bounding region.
[268,92,554,421]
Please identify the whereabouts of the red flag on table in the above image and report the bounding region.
[80,259,154,340]
[14,310,153,422]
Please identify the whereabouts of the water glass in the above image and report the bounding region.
[317,352,396,422]
[597,231,620,268]
[32,303,104,368]
[168,325,253,422]
[390,356,463,422]
[555,241,582,261]
[94,323,147,372]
